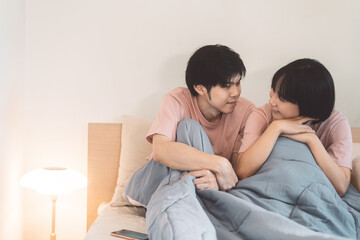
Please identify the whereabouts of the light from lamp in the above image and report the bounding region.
[20,167,87,195]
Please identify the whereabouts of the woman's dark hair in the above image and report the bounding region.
[271,58,335,122]
[185,44,246,96]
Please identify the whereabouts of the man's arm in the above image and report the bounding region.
[152,134,238,190]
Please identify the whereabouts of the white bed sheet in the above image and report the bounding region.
[85,203,147,240]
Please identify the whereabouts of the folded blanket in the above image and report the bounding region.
[146,170,217,240]
[126,137,359,240]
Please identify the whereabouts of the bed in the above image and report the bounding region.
[85,115,360,240]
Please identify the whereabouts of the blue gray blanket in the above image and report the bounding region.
[126,138,360,240]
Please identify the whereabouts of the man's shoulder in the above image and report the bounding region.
[160,87,196,115]
[164,87,194,106]
[251,103,273,123]
[167,87,191,97]
[235,97,255,112]
[225,97,254,123]
[255,103,272,115]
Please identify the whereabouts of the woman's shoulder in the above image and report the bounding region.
[317,109,351,139]
[324,110,349,126]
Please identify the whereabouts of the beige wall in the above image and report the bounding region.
[10,0,360,239]
[0,0,25,240]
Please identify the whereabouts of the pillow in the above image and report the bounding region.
[110,115,153,207]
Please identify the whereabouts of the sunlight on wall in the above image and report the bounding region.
[20,0,360,239]
[0,0,25,239]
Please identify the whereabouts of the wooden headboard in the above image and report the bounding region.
[87,123,122,230]
[86,125,360,230]
[353,127,360,143]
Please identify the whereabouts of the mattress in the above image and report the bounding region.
[85,203,147,240]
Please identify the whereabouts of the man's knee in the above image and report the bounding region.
[176,119,213,154]
[177,119,201,131]
[177,119,203,140]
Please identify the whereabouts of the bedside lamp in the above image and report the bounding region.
[20,167,87,240]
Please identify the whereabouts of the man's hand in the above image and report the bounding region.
[213,158,238,191]
[152,134,237,190]
[184,170,219,190]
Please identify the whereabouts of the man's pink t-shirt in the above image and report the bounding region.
[146,87,254,160]
[239,103,353,169]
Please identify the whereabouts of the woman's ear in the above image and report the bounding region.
[194,85,206,96]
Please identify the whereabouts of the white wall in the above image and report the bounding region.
[0,0,25,240]
[22,0,360,240]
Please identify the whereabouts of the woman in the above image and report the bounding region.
[236,58,352,196]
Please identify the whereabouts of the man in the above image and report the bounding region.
[147,44,254,191]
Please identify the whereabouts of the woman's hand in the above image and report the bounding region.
[282,131,316,144]
[184,170,219,190]
[274,117,315,135]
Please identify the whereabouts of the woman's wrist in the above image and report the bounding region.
[306,132,320,148]
[268,120,282,136]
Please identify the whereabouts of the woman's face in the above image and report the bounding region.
[268,89,300,120]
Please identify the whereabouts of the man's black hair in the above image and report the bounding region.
[185,44,246,96]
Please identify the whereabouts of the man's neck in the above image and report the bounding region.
[196,95,222,123]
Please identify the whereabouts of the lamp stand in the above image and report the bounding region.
[50,196,57,240]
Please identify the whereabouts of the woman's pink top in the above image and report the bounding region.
[239,103,352,169]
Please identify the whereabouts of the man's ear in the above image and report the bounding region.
[194,85,206,96]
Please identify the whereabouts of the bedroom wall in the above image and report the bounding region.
[22,0,360,239]
[0,0,25,240]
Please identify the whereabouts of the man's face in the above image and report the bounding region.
[200,74,242,119]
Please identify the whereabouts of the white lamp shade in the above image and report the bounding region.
[20,167,87,195]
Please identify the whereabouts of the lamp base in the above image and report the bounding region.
[51,196,57,240]
[50,233,56,240]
